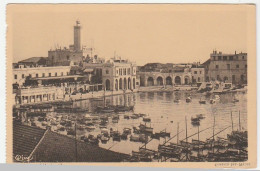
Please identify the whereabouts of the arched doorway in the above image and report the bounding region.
[184,76,190,85]
[105,79,110,90]
[115,79,118,91]
[175,76,181,85]
[119,78,122,90]
[124,78,127,90]
[133,78,136,89]
[147,77,154,86]
[166,76,172,85]
[128,77,131,90]
[157,76,163,86]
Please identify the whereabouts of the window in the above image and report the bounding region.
[49,73,51,77]
[218,56,222,60]
[61,72,63,76]
[242,56,245,60]
[42,73,45,77]
[199,71,202,74]
[128,68,130,75]
[36,74,38,78]
[232,75,236,82]
[67,72,69,75]
[236,65,239,69]
[245,64,247,69]
[106,70,109,74]
[67,55,70,60]
[55,72,57,76]
[229,56,233,61]
[227,64,230,69]
[217,75,220,81]
[29,74,32,78]
[213,56,216,60]
[223,56,227,60]
[216,65,219,69]
[198,77,201,82]
[194,71,197,74]
[14,75,17,79]
[22,74,25,78]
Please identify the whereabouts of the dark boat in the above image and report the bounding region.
[112,131,121,141]
[186,97,192,103]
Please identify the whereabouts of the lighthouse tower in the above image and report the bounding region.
[74,20,81,52]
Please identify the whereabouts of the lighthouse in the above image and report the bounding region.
[74,20,81,52]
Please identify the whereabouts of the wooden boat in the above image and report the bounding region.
[100,135,109,144]
[88,134,99,145]
[114,105,134,112]
[112,131,121,141]
[186,97,192,103]
[124,115,130,119]
[139,124,153,133]
[196,114,205,120]
[123,128,132,135]
[209,99,216,104]
[85,123,95,131]
[121,133,128,140]
[130,134,140,142]
[143,117,151,122]
[174,99,180,103]
[130,114,139,119]
[199,100,206,104]
[232,98,239,103]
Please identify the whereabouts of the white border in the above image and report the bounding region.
[0,1,258,170]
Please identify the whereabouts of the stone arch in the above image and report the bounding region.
[147,77,154,86]
[166,76,172,85]
[128,77,131,90]
[119,78,122,90]
[184,76,190,85]
[157,76,163,86]
[124,78,127,90]
[115,79,118,91]
[133,78,136,89]
[175,76,181,85]
[105,79,110,90]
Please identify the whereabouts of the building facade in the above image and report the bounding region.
[191,66,205,83]
[203,50,247,85]
[13,65,71,86]
[138,63,193,86]
[102,59,137,91]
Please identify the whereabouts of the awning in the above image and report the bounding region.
[31,75,85,80]
[83,68,94,73]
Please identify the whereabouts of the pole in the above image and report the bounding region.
[231,111,234,132]
[185,116,188,161]
[212,115,215,154]
[198,125,200,157]
[239,110,241,131]
[177,122,179,145]
[75,122,77,162]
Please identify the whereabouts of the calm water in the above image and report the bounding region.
[43,91,247,155]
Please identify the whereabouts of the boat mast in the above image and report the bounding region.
[239,110,241,131]
[212,115,215,155]
[198,124,200,157]
[185,116,188,161]
[177,122,179,145]
[75,121,78,162]
[231,111,234,132]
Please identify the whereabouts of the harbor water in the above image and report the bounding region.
[35,90,247,155]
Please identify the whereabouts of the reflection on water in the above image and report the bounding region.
[49,91,247,155]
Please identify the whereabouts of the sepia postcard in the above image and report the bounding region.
[6,4,256,168]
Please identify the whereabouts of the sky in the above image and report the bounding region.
[8,4,249,65]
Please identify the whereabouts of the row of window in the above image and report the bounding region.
[215,64,247,69]
[14,72,69,79]
[207,75,246,81]
[212,55,246,61]
[193,71,203,74]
